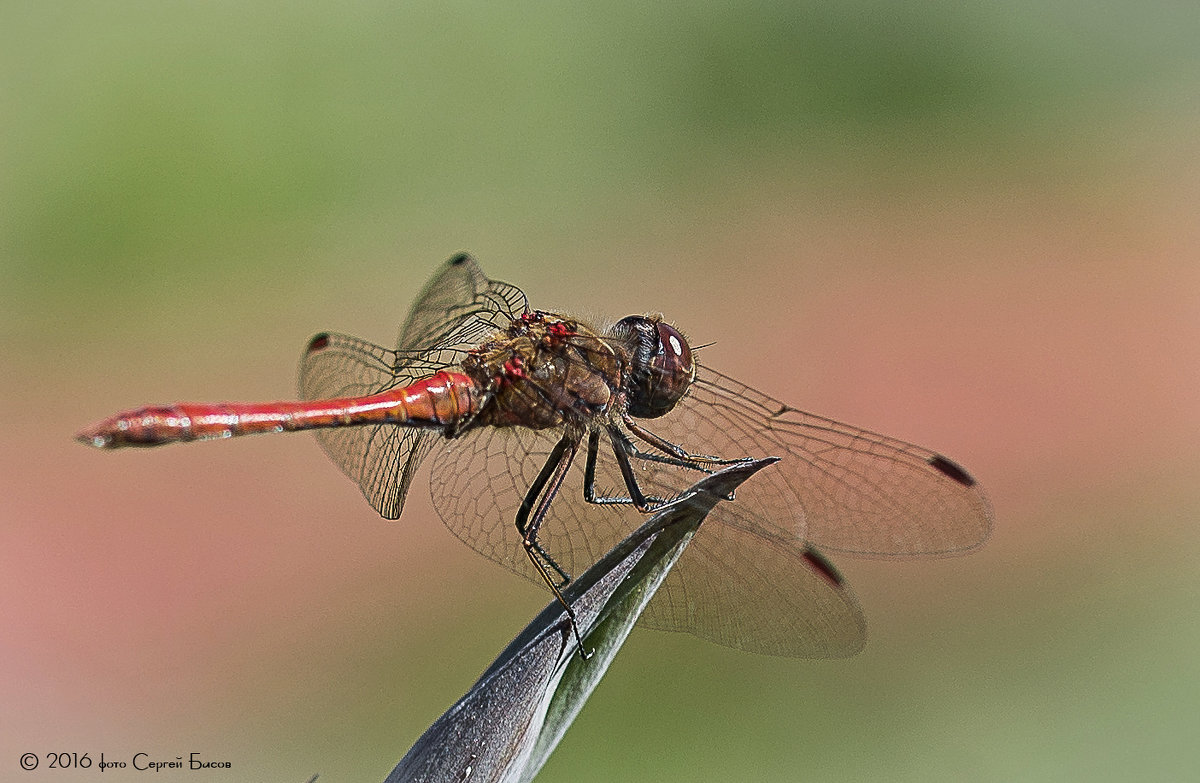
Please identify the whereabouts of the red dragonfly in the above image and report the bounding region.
[78,253,992,657]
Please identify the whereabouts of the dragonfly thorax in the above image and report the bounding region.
[460,311,623,430]
[610,315,696,419]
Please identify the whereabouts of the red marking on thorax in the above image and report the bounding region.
[502,355,527,381]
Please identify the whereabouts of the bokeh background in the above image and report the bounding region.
[3,2,1198,781]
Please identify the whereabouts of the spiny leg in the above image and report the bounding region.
[583,427,673,512]
[516,436,574,586]
[621,412,754,467]
[515,433,592,659]
[618,413,754,500]
[608,425,720,474]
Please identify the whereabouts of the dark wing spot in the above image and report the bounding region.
[802,547,844,587]
[306,333,331,353]
[928,454,975,487]
[449,252,471,266]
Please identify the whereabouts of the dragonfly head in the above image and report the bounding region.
[611,315,696,419]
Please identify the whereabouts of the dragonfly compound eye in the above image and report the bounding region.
[613,315,696,419]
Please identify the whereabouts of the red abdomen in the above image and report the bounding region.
[76,371,481,449]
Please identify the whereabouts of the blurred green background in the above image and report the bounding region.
[3,2,1198,781]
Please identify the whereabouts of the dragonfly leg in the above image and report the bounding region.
[583,428,671,512]
[611,425,719,474]
[618,414,754,500]
[621,412,754,467]
[516,435,578,585]
[515,433,592,660]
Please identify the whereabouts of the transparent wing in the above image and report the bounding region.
[426,421,867,657]
[641,508,866,657]
[298,254,527,519]
[396,252,528,354]
[648,364,994,556]
[298,333,445,518]
[429,426,584,577]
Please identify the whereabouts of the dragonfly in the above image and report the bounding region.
[77,253,992,658]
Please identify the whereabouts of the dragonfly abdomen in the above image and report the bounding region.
[76,371,481,448]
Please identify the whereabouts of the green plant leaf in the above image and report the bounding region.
[385,458,778,783]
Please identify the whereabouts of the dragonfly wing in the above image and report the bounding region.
[397,253,528,353]
[427,419,867,657]
[641,510,867,657]
[427,423,637,585]
[576,432,866,656]
[297,255,526,520]
[639,364,994,557]
[312,423,435,520]
[298,332,452,518]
